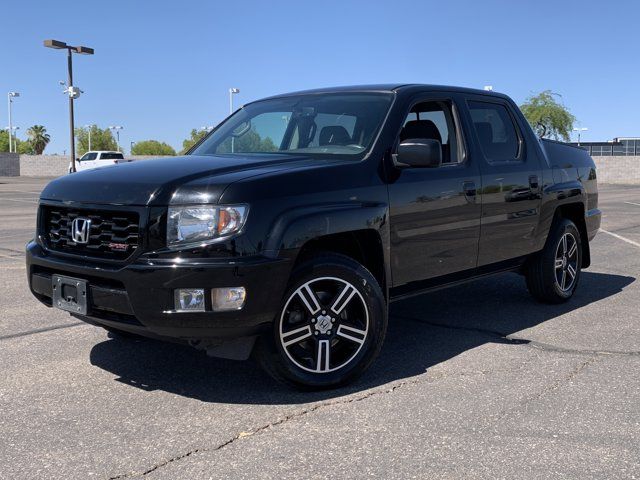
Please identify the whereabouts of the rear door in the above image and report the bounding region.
[462,96,543,265]
[388,94,482,286]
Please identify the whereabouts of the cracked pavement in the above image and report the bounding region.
[0,179,639,479]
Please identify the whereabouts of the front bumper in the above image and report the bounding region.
[26,241,291,341]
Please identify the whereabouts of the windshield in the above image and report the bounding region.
[191,92,393,158]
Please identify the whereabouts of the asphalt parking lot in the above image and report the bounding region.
[0,177,639,479]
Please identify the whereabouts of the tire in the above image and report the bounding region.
[526,218,582,304]
[254,253,387,390]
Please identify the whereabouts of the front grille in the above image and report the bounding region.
[42,206,140,260]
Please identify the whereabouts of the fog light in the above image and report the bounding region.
[211,287,246,311]
[174,289,205,312]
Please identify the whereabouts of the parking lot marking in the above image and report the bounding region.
[600,228,640,249]
[624,201,640,207]
[1,197,38,204]
[0,189,43,195]
[0,322,85,341]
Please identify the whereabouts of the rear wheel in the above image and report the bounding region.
[254,253,387,390]
[526,218,582,303]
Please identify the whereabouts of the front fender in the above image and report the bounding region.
[264,202,389,253]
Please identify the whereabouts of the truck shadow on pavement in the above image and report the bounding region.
[89,271,634,404]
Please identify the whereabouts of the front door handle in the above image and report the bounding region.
[463,181,477,203]
[529,175,539,190]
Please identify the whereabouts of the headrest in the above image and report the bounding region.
[400,120,442,143]
[475,122,494,144]
[319,126,351,146]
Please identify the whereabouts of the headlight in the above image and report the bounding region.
[167,205,248,246]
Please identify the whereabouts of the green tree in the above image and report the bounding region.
[26,125,50,154]
[131,140,176,156]
[0,131,35,154]
[215,130,277,154]
[181,128,209,154]
[0,130,9,152]
[75,125,118,156]
[16,139,35,154]
[520,90,576,141]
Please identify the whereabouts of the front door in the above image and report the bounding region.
[388,97,482,287]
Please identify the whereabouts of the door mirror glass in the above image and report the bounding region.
[395,138,442,168]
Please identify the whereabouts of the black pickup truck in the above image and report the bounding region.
[27,84,601,389]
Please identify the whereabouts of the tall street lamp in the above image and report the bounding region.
[573,127,588,145]
[7,92,19,153]
[84,124,93,151]
[4,126,19,152]
[229,88,240,152]
[109,125,123,151]
[229,87,240,114]
[44,39,94,172]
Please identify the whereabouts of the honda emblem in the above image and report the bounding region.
[71,217,91,244]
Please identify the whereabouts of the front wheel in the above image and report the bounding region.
[526,218,582,303]
[254,253,387,390]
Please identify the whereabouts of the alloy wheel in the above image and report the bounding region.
[279,276,369,374]
[554,232,578,292]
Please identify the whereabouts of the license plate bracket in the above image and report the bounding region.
[52,275,88,315]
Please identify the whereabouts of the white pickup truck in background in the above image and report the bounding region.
[69,151,131,173]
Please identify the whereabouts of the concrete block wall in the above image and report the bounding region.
[0,153,20,176]
[593,156,640,185]
[0,154,174,177]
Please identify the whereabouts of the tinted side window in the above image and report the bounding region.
[400,100,461,164]
[468,101,520,161]
[101,153,124,160]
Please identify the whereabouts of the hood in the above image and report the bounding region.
[40,154,324,206]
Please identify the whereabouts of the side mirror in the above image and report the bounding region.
[395,138,442,168]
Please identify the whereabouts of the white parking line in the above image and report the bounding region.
[0,189,42,195]
[0,232,32,240]
[624,201,640,207]
[600,229,640,249]
[1,197,38,204]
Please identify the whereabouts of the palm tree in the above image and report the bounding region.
[26,125,50,154]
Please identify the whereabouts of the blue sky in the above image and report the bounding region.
[2,0,639,154]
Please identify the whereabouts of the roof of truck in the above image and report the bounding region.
[262,84,510,100]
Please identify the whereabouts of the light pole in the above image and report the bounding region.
[229,88,239,152]
[7,92,19,153]
[229,88,240,114]
[44,40,94,172]
[4,126,20,152]
[84,124,93,151]
[109,126,123,151]
[573,127,588,145]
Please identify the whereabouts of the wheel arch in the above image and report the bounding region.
[263,204,390,299]
[553,202,590,268]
